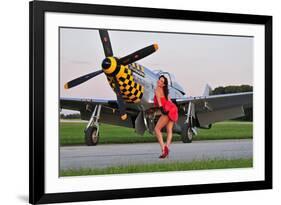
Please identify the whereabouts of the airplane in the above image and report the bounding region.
[61,29,253,146]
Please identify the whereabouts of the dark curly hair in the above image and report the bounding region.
[159,75,169,100]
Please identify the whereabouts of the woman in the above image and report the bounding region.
[154,75,178,159]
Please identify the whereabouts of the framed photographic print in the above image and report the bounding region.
[29,0,272,204]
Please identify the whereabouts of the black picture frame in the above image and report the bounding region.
[29,0,272,204]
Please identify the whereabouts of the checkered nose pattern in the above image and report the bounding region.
[106,65,144,103]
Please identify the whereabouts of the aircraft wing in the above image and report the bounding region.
[60,97,118,111]
[60,97,136,128]
[174,92,253,126]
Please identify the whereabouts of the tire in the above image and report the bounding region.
[85,126,99,146]
[181,124,193,143]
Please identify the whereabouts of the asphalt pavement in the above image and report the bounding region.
[60,139,252,170]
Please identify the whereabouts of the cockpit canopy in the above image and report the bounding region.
[153,70,186,95]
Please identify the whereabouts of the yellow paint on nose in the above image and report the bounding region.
[116,65,126,79]
[103,57,117,75]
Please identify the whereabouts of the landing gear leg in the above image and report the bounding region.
[181,102,197,143]
[85,104,102,146]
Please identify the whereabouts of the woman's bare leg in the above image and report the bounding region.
[166,120,174,148]
[154,115,169,152]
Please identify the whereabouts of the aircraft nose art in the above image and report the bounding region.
[105,65,144,103]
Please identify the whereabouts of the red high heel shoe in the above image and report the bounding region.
[159,145,169,159]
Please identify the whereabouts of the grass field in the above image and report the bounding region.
[60,158,253,176]
[59,120,253,146]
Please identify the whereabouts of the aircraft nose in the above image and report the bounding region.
[101,57,118,75]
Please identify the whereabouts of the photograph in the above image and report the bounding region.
[29,1,272,203]
[59,28,253,177]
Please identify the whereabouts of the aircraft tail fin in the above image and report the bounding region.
[203,84,212,96]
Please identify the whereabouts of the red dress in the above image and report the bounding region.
[154,95,178,122]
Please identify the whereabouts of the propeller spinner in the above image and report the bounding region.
[64,29,158,120]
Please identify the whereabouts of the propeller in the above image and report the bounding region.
[99,30,113,57]
[64,29,159,119]
[112,77,127,120]
[119,44,158,65]
[64,70,103,89]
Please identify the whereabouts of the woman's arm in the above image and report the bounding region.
[155,88,162,107]
[155,88,168,115]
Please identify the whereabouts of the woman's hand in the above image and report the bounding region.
[160,106,169,115]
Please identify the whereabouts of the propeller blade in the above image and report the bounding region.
[64,70,103,89]
[119,44,158,65]
[99,30,113,57]
[112,77,127,120]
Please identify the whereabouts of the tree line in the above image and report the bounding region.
[212,85,253,95]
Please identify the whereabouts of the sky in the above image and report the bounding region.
[60,28,253,100]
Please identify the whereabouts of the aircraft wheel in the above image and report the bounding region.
[181,125,193,143]
[85,126,99,146]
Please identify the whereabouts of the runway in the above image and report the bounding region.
[60,139,252,170]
